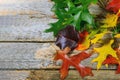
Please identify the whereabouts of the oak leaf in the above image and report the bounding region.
[114,34,120,38]
[54,51,93,80]
[101,13,119,28]
[103,55,120,74]
[91,31,106,44]
[92,40,118,69]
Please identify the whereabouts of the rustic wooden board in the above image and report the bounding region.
[0,0,56,41]
[0,43,116,69]
[0,43,56,69]
[0,70,120,80]
[0,0,117,74]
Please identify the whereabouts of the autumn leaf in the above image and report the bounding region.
[92,40,118,69]
[54,50,93,79]
[103,55,118,64]
[102,44,120,74]
[101,13,119,28]
[114,34,120,38]
[91,31,106,44]
[55,25,80,50]
[103,55,120,74]
[76,31,90,50]
[106,0,120,14]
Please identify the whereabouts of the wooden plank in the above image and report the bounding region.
[0,43,56,69]
[0,0,53,16]
[0,0,56,41]
[0,43,116,69]
[0,70,29,80]
[27,70,120,80]
[0,70,120,80]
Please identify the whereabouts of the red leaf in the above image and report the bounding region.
[79,30,88,44]
[54,51,93,80]
[116,65,120,74]
[103,55,118,64]
[106,0,120,14]
[102,55,120,74]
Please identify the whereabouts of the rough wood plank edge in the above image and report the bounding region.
[0,70,120,80]
[0,41,55,43]
[0,43,117,69]
[26,70,120,80]
[0,0,56,41]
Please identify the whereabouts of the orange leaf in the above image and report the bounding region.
[76,31,90,50]
[103,55,118,64]
[54,51,93,80]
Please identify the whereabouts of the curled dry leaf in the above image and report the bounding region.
[55,25,80,50]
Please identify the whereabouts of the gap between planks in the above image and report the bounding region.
[0,41,55,43]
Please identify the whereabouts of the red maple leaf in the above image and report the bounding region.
[106,0,120,14]
[54,50,93,80]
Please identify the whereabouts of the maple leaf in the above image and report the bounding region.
[106,0,120,14]
[76,31,90,50]
[92,40,118,69]
[54,50,93,80]
[91,31,106,44]
[101,13,119,28]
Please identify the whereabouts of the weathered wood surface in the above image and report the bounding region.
[0,70,120,80]
[0,43,116,69]
[0,43,55,69]
[0,0,55,41]
[0,0,117,71]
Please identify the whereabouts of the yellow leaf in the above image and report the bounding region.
[92,40,118,69]
[76,35,90,50]
[101,12,119,28]
[91,31,106,44]
[114,34,120,38]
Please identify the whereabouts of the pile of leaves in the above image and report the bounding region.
[45,0,120,80]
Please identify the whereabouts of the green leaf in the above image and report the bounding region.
[45,0,98,36]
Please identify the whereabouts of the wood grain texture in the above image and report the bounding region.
[0,0,56,41]
[0,70,120,80]
[0,43,56,69]
[0,0,117,73]
[0,43,116,69]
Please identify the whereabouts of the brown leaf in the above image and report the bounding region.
[55,25,80,50]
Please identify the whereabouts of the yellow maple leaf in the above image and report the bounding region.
[91,31,106,44]
[92,40,118,69]
[101,10,120,28]
[76,35,90,50]
[114,34,120,38]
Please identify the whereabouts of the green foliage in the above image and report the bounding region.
[45,0,98,36]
